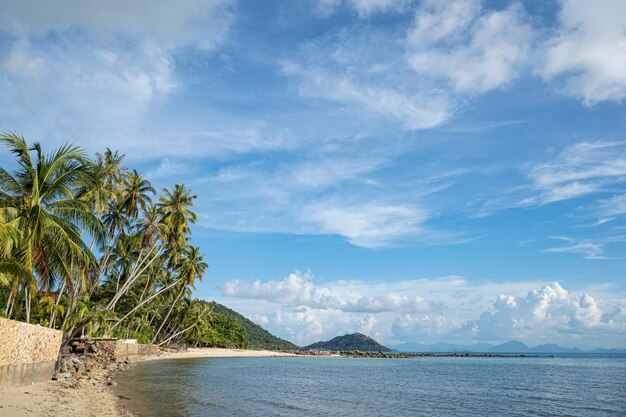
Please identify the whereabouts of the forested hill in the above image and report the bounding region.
[209,302,298,351]
[303,333,391,352]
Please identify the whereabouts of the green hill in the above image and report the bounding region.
[208,302,298,351]
[303,333,390,352]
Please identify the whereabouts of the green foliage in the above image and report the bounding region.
[0,134,296,351]
[208,302,299,350]
[186,311,248,348]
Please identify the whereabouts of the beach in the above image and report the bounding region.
[0,348,295,417]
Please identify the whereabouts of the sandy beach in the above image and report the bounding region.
[0,348,295,417]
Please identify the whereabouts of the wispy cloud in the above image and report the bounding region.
[282,27,454,130]
[524,141,626,205]
[544,238,607,260]
[302,199,428,248]
[314,0,413,18]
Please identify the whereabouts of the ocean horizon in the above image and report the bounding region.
[116,355,626,416]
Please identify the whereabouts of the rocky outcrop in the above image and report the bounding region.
[54,340,161,389]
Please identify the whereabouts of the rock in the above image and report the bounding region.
[59,360,70,373]
[71,371,83,380]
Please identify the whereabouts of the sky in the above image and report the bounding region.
[1,0,626,348]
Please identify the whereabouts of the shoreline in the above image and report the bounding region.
[0,348,295,417]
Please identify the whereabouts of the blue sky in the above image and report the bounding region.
[1,0,626,348]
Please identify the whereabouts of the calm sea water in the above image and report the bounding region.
[115,355,626,416]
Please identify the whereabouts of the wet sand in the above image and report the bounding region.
[0,348,295,417]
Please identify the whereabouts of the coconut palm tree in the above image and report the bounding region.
[0,133,104,322]
[158,184,198,264]
[152,245,207,342]
[118,170,155,220]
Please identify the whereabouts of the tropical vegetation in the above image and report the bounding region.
[0,133,249,348]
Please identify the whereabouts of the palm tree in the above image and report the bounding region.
[152,245,207,342]
[0,133,104,322]
[157,301,212,347]
[96,148,126,190]
[158,184,198,264]
[118,170,155,220]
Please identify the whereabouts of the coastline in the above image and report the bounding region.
[0,348,295,417]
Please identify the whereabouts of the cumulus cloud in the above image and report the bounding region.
[221,271,436,313]
[453,283,626,343]
[540,0,626,104]
[217,272,626,347]
[406,0,534,93]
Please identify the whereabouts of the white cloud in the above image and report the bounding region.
[315,0,412,18]
[544,238,607,260]
[303,200,428,248]
[282,57,452,130]
[595,194,626,218]
[0,0,233,49]
[406,0,534,93]
[282,26,455,130]
[1,39,175,142]
[570,294,603,329]
[541,0,626,104]
[217,272,626,347]
[146,158,190,180]
[192,148,463,248]
[452,282,626,343]
[525,141,626,205]
[0,0,235,158]
[221,271,436,313]
[221,271,320,305]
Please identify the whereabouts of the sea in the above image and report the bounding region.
[115,354,626,416]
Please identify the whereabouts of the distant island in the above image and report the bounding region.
[390,340,626,354]
[303,333,391,352]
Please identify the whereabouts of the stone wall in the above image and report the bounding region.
[0,318,63,389]
[97,340,160,361]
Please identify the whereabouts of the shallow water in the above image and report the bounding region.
[116,355,626,416]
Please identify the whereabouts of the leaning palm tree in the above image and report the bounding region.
[152,245,207,343]
[157,301,212,347]
[0,133,104,322]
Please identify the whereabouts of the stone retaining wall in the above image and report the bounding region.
[95,340,160,361]
[0,318,63,389]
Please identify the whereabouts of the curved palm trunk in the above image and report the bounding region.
[157,322,196,347]
[152,285,185,344]
[110,277,182,330]
[50,279,66,328]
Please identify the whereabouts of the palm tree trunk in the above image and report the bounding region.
[5,285,15,316]
[106,245,159,311]
[152,286,185,343]
[24,286,30,323]
[110,277,182,330]
[50,279,66,328]
[157,322,196,347]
